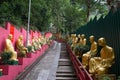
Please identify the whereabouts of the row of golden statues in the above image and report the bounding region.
[67,34,115,75]
[2,34,50,62]
[0,33,52,75]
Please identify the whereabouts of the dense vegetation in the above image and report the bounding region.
[0,0,108,33]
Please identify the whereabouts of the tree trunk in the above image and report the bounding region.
[86,0,91,22]
[87,8,90,22]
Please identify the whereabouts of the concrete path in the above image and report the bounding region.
[23,41,61,80]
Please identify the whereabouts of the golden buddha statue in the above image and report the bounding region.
[37,37,42,48]
[71,34,78,51]
[16,35,28,57]
[32,37,40,50]
[82,35,97,69]
[80,34,86,46]
[4,34,18,61]
[73,34,81,57]
[74,34,87,58]
[27,39,35,52]
[89,37,115,74]
[35,37,41,49]
[77,34,81,39]
[41,36,47,45]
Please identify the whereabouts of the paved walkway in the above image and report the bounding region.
[23,41,61,80]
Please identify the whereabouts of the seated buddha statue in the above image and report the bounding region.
[80,34,86,46]
[4,34,18,61]
[37,37,41,49]
[27,39,35,52]
[16,35,28,57]
[89,37,115,74]
[71,34,78,51]
[74,34,81,56]
[76,34,88,59]
[82,35,97,69]
[32,37,39,51]
[41,36,47,45]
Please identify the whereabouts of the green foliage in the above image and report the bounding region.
[75,44,90,54]
[64,4,86,33]
[70,0,108,21]
[27,46,33,53]
[117,76,120,80]
[1,52,12,64]
[0,0,108,32]
[0,71,2,76]
[67,39,73,45]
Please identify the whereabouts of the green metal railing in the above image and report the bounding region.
[74,9,120,76]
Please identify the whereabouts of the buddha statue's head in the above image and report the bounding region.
[81,34,85,39]
[19,35,23,40]
[89,35,94,43]
[73,34,76,38]
[77,34,81,38]
[98,37,106,47]
[8,34,13,40]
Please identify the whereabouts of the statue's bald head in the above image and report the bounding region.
[89,35,94,43]
[98,37,106,46]
[78,34,81,38]
[8,34,13,40]
[81,34,85,39]
[19,35,23,40]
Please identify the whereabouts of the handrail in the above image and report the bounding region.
[66,44,93,80]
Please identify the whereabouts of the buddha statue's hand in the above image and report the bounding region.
[24,47,28,53]
[90,52,94,58]
[24,47,27,50]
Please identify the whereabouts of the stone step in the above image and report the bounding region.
[56,77,78,80]
[56,73,76,77]
[61,49,66,51]
[60,54,69,58]
[59,59,70,62]
[58,62,72,66]
[60,54,68,57]
[56,43,78,80]
[60,53,68,55]
[61,50,67,53]
[56,69,74,73]
[57,66,73,70]
[58,60,72,65]
[60,54,69,57]
[59,56,70,59]
[60,55,69,58]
